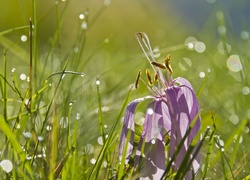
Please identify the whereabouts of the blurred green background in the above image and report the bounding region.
[1,0,250,178]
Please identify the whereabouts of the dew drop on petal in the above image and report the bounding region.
[147,108,154,115]
[227,55,242,72]
[151,139,156,144]
[242,86,250,95]
[21,35,27,42]
[0,159,13,173]
[90,158,96,164]
[229,114,239,125]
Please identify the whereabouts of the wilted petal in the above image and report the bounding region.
[166,78,200,178]
[119,96,153,161]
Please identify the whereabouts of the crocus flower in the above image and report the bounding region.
[119,32,201,180]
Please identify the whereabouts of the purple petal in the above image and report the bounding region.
[135,99,170,179]
[119,96,153,161]
[166,78,201,177]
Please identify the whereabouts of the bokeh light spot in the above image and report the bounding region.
[195,42,206,53]
[227,55,242,72]
[229,114,239,125]
[242,86,250,95]
[0,160,13,173]
[21,35,27,42]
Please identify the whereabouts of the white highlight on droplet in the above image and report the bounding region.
[20,73,27,80]
[227,55,242,72]
[97,136,103,145]
[147,108,154,115]
[0,159,13,173]
[21,35,27,42]
[90,158,96,164]
[79,14,85,19]
[199,71,206,78]
[151,139,156,144]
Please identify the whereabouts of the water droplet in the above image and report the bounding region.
[20,73,27,80]
[46,125,52,131]
[229,114,239,125]
[96,80,100,85]
[16,123,21,129]
[0,159,13,173]
[97,136,103,145]
[81,21,87,29]
[21,35,27,42]
[195,42,206,53]
[76,113,81,120]
[151,139,156,144]
[153,46,161,58]
[242,86,249,95]
[227,55,242,72]
[79,14,85,19]
[104,124,108,129]
[38,136,44,141]
[84,144,94,154]
[147,108,154,115]
[233,134,243,143]
[62,73,66,79]
[240,31,249,40]
[199,71,206,78]
[26,76,30,82]
[11,68,16,72]
[215,138,224,150]
[103,161,107,168]
[23,132,32,138]
[80,73,85,77]
[90,158,96,164]
[60,117,68,128]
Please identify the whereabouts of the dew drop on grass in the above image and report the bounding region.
[0,159,13,173]
[97,136,103,145]
[80,73,85,77]
[199,71,205,78]
[23,131,32,138]
[38,136,44,141]
[81,21,87,29]
[21,35,27,42]
[20,73,27,80]
[16,123,21,129]
[103,161,107,168]
[46,125,52,131]
[11,68,16,72]
[79,14,85,19]
[90,158,96,164]
[60,117,68,128]
[96,80,100,85]
[233,134,243,143]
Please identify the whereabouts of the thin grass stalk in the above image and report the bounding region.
[3,49,8,124]
[88,88,132,179]
[202,112,216,179]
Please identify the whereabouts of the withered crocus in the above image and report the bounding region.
[119,32,201,179]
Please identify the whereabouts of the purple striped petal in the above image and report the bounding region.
[119,96,153,161]
[166,78,201,178]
